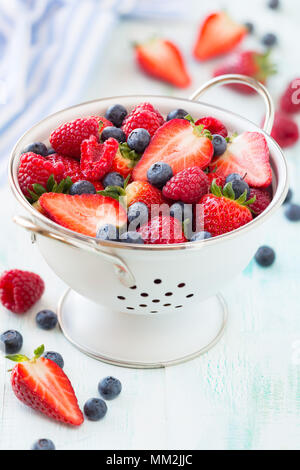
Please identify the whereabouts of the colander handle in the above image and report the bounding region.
[189,74,275,134]
[13,215,136,288]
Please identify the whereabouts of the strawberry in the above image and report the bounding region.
[90,115,113,129]
[139,215,187,244]
[80,135,118,181]
[49,117,99,158]
[248,188,271,216]
[111,143,140,179]
[195,117,228,138]
[163,167,209,204]
[132,119,214,182]
[7,345,83,426]
[270,111,299,148]
[210,132,272,188]
[280,78,300,114]
[39,193,127,237]
[193,11,247,61]
[122,106,163,138]
[135,38,191,88]
[206,172,226,188]
[0,269,44,314]
[213,51,276,94]
[125,181,164,210]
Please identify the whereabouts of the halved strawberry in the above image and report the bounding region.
[111,144,140,179]
[125,181,164,210]
[7,345,83,426]
[132,119,213,182]
[39,193,127,237]
[193,11,247,61]
[135,38,191,88]
[210,132,272,188]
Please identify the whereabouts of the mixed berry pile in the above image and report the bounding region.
[17,101,274,244]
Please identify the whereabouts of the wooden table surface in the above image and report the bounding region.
[1,0,300,450]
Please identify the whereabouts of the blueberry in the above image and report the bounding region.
[96,224,119,241]
[69,180,96,195]
[127,202,148,229]
[32,439,55,450]
[225,174,250,199]
[262,33,277,47]
[84,398,107,421]
[127,128,150,153]
[36,310,58,330]
[283,188,293,205]
[47,147,56,155]
[102,172,124,188]
[170,202,193,223]
[212,134,227,157]
[119,231,144,244]
[285,203,300,221]
[268,0,280,9]
[101,126,126,143]
[98,376,122,400]
[43,351,64,369]
[255,246,275,267]
[0,330,23,354]
[244,22,254,34]
[225,173,242,183]
[166,109,189,121]
[105,104,127,127]
[22,142,48,156]
[190,231,212,242]
[147,162,173,189]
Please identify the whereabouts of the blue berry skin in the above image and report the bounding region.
[102,172,124,188]
[285,203,300,221]
[32,439,55,450]
[170,202,193,223]
[69,180,96,195]
[212,134,227,157]
[127,128,151,153]
[43,351,64,369]
[262,33,277,47]
[190,231,212,242]
[147,162,173,189]
[47,147,56,155]
[127,202,148,229]
[244,22,254,34]
[98,376,122,400]
[0,330,23,354]
[101,126,126,143]
[268,0,280,9]
[166,109,188,121]
[283,188,293,205]
[255,246,275,267]
[96,224,119,241]
[225,174,250,199]
[84,398,107,421]
[36,310,58,330]
[105,104,127,127]
[22,142,48,156]
[119,232,144,244]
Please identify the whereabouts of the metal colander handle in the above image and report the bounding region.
[189,74,275,134]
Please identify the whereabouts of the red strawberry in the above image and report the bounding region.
[132,119,213,182]
[163,167,209,204]
[122,108,163,138]
[0,269,44,314]
[139,215,187,244]
[80,135,118,181]
[126,181,164,210]
[135,38,191,88]
[39,193,127,237]
[111,144,140,179]
[280,78,300,114]
[90,115,113,128]
[248,188,271,216]
[210,132,272,188]
[270,111,299,148]
[213,51,276,94]
[206,172,226,188]
[49,117,99,158]
[193,11,247,61]
[195,117,228,138]
[7,345,83,426]
[18,152,65,198]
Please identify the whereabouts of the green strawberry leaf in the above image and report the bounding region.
[27,189,40,202]
[223,182,235,200]
[119,143,140,163]
[46,174,56,192]
[184,114,195,124]
[32,184,47,196]
[5,354,29,363]
[34,344,45,359]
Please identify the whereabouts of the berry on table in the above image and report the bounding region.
[102,172,125,188]
[105,104,127,128]
[119,232,144,244]
[96,224,119,241]
[0,330,23,354]
[127,202,149,228]
[98,376,122,400]
[32,439,55,450]
[69,180,96,195]
[36,310,58,330]
[147,162,173,189]
[166,109,188,121]
[255,246,275,267]
[244,22,254,34]
[280,78,300,114]
[0,270,45,314]
[261,33,277,47]
[225,173,250,199]
[212,134,227,157]
[43,351,64,369]
[190,231,212,242]
[268,0,280,9]
[283,188,293,205]
[22,142,48,156]
[270,112,299,148]
[163,167,209,204]
[101,126,126,143]
[127,128,151,154]
[285,203,300,222]
[84,398,107,421]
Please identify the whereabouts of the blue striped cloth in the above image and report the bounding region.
[0,0,183,184]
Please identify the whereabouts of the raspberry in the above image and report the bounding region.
[139,215,187,244]
[162,167,209,204]
[131,102,164,125]
[122,109,163,138]
[195,117,228,137]
[18,152,65,198]
[80,135,118,181]
[49,117,99,158]
[270,111,299,148]
[46,153,82,183]
[0,270,45,314]
[248,188,271,216]
[280,78,300,114]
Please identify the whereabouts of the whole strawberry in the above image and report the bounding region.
[90,115,113,128]
[50,117,99,158]
[270,111,299,148]
[0,269,44,314]
[163,167,209,203]
[80,135,118,181]
[139,215,187,244]
[206,172,226,189]
[122,102,164,138]
[280,78,300,114]
[195,117,228,138]
[248,188,271,216]
[111,143,140,179]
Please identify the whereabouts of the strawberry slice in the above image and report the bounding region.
[132,119,213,182]
[39,193,127,237]
[210,132,272,188]
[193,11,247,61]
[135,38,191,88]
[7,345,83,426]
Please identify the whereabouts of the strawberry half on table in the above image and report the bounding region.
[6,345,83,426]
[193,11,247,61]
[134,38,191,88]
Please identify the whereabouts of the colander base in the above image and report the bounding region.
[57,289,228,369]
